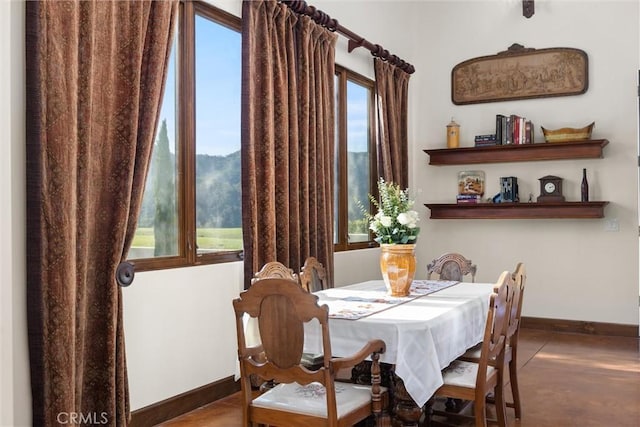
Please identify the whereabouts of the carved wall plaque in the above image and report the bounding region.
[451,44,588,105]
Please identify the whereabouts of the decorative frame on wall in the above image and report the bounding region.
[451,44,588,105]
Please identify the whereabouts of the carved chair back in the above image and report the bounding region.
[251,261,298,284]
[427,252,477,282]
[299,256,329,293]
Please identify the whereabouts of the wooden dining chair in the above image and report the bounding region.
[502,262,526,418]
[430,270,512,427]
[233,277,388,427]
[251,260,298,284]
[299,256,329,293]
[298,257,330,369]
[458,263,526,419]
[427,252,477,412]
[427,252,477,282]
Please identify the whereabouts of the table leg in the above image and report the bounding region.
[390,373,423,427]
[351,362,423,427]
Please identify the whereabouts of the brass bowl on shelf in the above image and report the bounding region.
[541,122,594,143]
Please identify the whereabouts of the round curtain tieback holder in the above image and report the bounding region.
[116,261,135,287]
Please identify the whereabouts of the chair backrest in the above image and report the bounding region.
[476,271,512,384]
[233,278,334,398]
[427,252,477,282]
[251,261,298,284]
[299,256,329,293]
[507,263,526,340]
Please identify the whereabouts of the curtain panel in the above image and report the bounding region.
[374,58,411,188]
[241,0,337,288]
[25,1,177,425]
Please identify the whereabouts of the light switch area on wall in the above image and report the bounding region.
[604,218,619,232]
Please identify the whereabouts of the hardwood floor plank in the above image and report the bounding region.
[155,329,640,427]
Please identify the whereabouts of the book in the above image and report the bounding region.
[516,116,526,144]
[495,114,505,144]
[456,194,482,204]
[474,134,497,142]
[475,140,498,147]
[511,115,521,144]
[524,120,534,144]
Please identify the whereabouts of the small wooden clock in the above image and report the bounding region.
[537,175,565,202]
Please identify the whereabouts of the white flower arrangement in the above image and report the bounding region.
[362,178,420,244]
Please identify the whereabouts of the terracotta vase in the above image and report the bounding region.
[379,244,417,297]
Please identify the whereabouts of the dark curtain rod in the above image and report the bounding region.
[281,0,415,74]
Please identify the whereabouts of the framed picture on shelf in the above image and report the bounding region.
[458,170,485,196]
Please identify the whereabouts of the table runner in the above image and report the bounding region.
[326,280,459,320]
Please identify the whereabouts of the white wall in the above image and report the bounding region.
[123,263,244,409]
[412,0,639,325]
[1,1,30,426]
[5,0,639,421]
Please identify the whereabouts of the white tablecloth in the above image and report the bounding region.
[303,280,494,407]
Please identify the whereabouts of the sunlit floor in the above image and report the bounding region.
[157,329,640,427]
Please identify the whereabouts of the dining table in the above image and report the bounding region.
[303,279,495,426]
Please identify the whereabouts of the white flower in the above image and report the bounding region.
[379,215,392,227]
[406,210,420,228]
[397,212,410,225]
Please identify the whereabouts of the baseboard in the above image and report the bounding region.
[129,376,240,427]
[522,316,639,337]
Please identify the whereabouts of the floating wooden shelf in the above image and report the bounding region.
[424,201,609,219]
[424,139,609,165]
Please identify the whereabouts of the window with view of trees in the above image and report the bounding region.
[334,66,377,251]
[128,2,242,270]
[129,3,377,269]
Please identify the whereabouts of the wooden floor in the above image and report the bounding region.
[157,328,640,427]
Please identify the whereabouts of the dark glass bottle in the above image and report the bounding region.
[581,168,589,202]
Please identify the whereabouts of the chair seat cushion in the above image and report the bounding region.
[461,342,482,359]
[301,352,324,368]
[442,360,496,388]
[252,381,383,418]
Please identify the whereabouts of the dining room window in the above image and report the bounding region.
[334,66,377,251]
[128,1,242,270]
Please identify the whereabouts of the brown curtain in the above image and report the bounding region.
[241,0,337,288]
[374,58,411,188]
[25,1,177,425]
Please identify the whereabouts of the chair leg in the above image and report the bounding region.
[473,395,487,427]
[508,358,522,419]
[493,383,507,427]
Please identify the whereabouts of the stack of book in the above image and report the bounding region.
[496,114,534,145]
[456,194,482,204]
[474,134,498,147]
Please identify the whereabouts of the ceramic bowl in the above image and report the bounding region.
[541,122,594,143]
